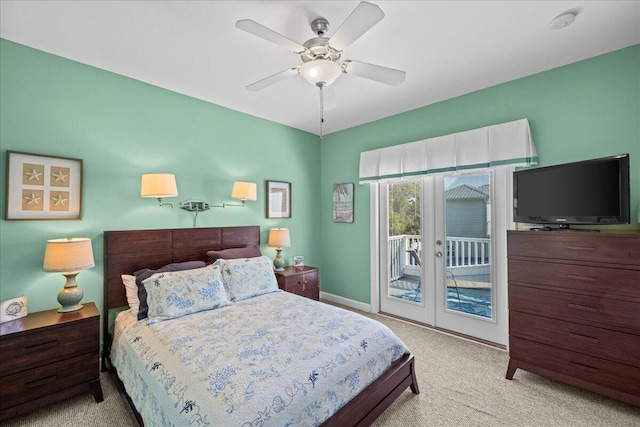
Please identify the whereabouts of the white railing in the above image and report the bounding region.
[388,235,490,281]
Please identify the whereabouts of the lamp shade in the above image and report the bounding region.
[43,238,95,272]
[268,228,291,248]
[299,59,342,87]
[140,173,178,198]
[231,181,257,201]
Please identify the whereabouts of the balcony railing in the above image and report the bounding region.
[388,234,490,281]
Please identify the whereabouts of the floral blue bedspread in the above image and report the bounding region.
[111,291,409,426]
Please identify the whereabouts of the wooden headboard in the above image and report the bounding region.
[103,226,260,343]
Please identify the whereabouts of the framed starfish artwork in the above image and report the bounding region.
[5,151,83,220]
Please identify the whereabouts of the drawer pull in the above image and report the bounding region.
[25,340,58,352]
[566,274,597,282]
[565,245,596,252]
[569,361,599,373]
[568,332,599,344]
[567,303,597,313]
[25,374,57,387]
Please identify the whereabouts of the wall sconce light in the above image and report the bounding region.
[43,237,95,313]
[179,181,258,227]
[268,228,291,271]
[140,173,178,207]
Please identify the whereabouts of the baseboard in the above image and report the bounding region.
[320,292,371,313]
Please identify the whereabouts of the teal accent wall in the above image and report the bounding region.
[320,44,640,303]
[1,38,639,316]
[0,39,321,317]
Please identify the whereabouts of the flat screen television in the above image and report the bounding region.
[513,154,630,228]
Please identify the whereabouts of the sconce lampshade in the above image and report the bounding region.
[43,237,95,313]
[140,173,178,198]
[299,59,342,87]
[268,228,290,272]
[231,181,257,201]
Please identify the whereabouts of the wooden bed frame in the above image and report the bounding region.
[102,225,419,426]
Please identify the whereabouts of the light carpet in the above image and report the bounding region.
[2,306,639,426]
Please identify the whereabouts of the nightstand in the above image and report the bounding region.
[275,266,320,301]
[0,302,103,420]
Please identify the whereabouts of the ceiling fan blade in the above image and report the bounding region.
[329,1,385,52]
[236,19,307,53]
[342,60,406,86]
[246,67,299,92]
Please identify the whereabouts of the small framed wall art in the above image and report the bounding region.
[0,296,28,323]
[5,151,83,220]
[333,183,354,223]
[266,180,291,218]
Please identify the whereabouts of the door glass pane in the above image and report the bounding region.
[444,174,492,318]
[387,180,422,303]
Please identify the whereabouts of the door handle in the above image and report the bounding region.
[436,251,443,258]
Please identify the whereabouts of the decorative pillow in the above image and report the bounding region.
[143,263,229,324]
[207,246,261,262]
[134,260,206,320]
[215,255,279,301]
[121,274,140,317]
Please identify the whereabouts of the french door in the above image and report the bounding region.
[378,170,511,346]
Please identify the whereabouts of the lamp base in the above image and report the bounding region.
[57,272,84,313]
[273,248,285,272]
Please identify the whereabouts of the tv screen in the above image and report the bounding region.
[513,154,630,227]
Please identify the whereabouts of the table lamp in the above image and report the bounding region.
[268,228,290,271]
[43,237,95,313]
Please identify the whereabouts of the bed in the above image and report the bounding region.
[102,226,419,426]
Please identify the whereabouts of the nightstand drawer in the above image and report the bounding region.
[0,352,98,410]
[0,318,98,377]
[275,266,320,301]
[283,270,319,294]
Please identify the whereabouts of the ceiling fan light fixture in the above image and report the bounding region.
[299,59,342,87]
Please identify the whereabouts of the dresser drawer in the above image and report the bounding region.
[509,336,640,396]
[508,259,640,298]
[509,285,640,330]
[508,232,637,266]
[0,352,98,410]
[0,318,98,377]
[510,311,640,367]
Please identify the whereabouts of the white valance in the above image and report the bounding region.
[359,118,538,183]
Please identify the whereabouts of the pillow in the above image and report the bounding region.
[143,263,229,324]
[121,274,140,317]
[215,255,279,301]
[134,260,206,320]
[207,246,261,262]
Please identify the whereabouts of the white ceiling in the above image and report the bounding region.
[1,1,639,136]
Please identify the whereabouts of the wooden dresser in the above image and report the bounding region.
[506,230,640,406]
[0,302,103,420]
[275,266,320,301]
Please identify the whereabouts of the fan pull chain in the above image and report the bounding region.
[318,82,325,140]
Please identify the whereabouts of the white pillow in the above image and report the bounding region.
[214,255,279,301]
[143,264,230,324]
[121,274,140,317]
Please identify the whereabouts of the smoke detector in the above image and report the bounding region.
[550,12,576,30]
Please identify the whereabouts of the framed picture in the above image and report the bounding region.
[293,255,304,267]
[333,183,354,223]
[5,151,83,220]
[266,180,291,218]
[0,296,28,323]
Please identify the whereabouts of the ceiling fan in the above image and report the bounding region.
[236,1,406,137]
